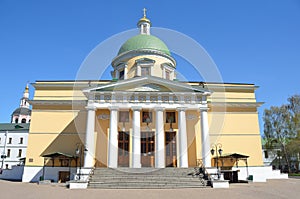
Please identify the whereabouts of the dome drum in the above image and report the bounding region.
[112,49,176,68]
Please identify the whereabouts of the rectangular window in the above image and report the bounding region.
[141,67,150,76]
[119,111,129,123]
[142,111,152,123]
[18,149,22,157]
[166,112,176,123]
[165,70,170,80]
[8,138,12,144]
[119,70,124,80]
[7,149,11,158]
[19,137,23,144]
[142,24,147,34]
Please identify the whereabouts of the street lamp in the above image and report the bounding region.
[75,144,83,181]
[211,143,223,179]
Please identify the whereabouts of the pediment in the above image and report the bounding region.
[83,76,210,94]
[127,84,161,92]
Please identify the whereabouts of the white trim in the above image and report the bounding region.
[83,76,210,94]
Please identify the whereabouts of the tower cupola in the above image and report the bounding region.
[11,83,31,123]
[111,9,176,81]
[137,8,151,35]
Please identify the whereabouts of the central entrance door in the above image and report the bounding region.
[165,131,177,167]
[141,131,155,167]
[118,131,129,167]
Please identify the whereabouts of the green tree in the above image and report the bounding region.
[287,95,300,171]
[263,94,300,173]
[287,95,300,137]
[263,105,292,172]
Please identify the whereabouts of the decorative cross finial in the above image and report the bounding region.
[143,8,147,18]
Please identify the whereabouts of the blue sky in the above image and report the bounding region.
[0,0,299,134]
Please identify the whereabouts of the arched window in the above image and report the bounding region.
[15,118,18,123]
[21,118,26,123]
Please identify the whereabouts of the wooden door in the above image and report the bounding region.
[58,171,70,183]
[118,131,129,167]
[141,131,155,167]
[165,131,177,167]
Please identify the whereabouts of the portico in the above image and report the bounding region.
[82,76,211,169]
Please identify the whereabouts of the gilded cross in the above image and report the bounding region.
[143,8,147,18]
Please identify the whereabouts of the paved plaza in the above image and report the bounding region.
[0,179,299,199]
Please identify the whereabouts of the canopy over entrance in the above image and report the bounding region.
[41,152,76,182]
[212,153,249,169]
[42,152,74,158]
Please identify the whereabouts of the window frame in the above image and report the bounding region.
[7,149,11,157]
[18,149,22,157]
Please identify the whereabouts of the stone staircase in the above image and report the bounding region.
[88,168,209,189]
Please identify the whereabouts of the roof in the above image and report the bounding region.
[214,153,249,159]
[12,107,31,116]
[42,152,74,158]
[83,75,211,94]
[0,123,30,131]
[118,34,171,56]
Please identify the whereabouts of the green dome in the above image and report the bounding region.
[118,34,171,56]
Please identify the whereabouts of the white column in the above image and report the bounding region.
[200,108,211,167]
[84,105,96,168]
[124,65,128,80]
[177,107,188,168]
[155,107,165,168]
[162,67,166,79]
[131,106,141,168]
[136,65,141,76]
[108,107,118,168]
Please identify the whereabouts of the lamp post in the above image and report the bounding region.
[75,144,83,181]
[211,143,223,179]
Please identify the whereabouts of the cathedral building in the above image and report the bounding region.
[22,11,275,183]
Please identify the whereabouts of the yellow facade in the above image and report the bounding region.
[25,81,263,169]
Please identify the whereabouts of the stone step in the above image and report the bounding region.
[89,180,201,185]
[89,182,206,189]
[89,179,202,183]
[90,176,201,180]
[91,175,194,178]
[92,168,195,175]
[88,185,206,189]
[93,168,194,172]
[88,168,208,189]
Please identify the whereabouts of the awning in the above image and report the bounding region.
[218,153,249,160]
[42,152,74,158]
[213,153,249,167]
